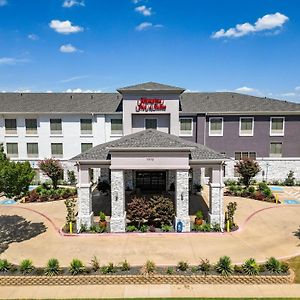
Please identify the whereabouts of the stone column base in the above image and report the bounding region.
[110,212,126,233]
[208,213,223,226]
[175,216,191,232]
[76,212,94,232]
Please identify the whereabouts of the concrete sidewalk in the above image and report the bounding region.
[1,284,300,299]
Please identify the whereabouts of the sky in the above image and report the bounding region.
[0,0,300,103]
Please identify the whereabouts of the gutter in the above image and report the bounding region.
[107,147,193,152]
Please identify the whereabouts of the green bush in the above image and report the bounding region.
[177,261,189,271]
[258,182,268,191]
[20,259,34,274]
[99,211,106,222]
[193,223,212,232]
[120,260,130,271]
[235,159,261,187]
[44,258,60,276]
[101,262,116,274]
[215,256,233,276]
[265,257,282,274]
[284,171,296,186]
[161,224,173,232]
[126,225,138,232]
[142,260,156,275]
[67,170,77,185]
[69,259,86,275]
[199,259,211,275]
[248,186,256,194]
[0,259,11,272]
[195,210,203,219]
[280,262,289,273]
[242,258,259,276]
[263,188,272,198]
[90,256,100,272]
[224,179,238,186]
[140,224,149,232]
[166,266,174,275]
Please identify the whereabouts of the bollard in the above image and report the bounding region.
[226,219,230,232]
[69,222,73,234]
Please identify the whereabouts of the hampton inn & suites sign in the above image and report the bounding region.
[136,98,167,112]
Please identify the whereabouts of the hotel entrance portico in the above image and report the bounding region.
[72,129,227,233]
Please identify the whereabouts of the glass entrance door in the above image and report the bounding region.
[135,171,166,191]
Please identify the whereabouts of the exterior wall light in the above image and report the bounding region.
[114,191,118,201]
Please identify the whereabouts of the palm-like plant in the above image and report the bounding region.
[20,259,34,274]
[265,257,282,274]
[0,259,11,272]
[69,259,86,275]
[242,258,259,276]
[215,256,233,276]
[44,258,60,276]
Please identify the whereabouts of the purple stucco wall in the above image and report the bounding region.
[202,115,300,157]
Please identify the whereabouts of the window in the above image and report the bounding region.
[51,143,63,158]
[209,117,223,136]
[270,117,284,136]
[111,119,123,135]
[180,118,193,136]
[5,119,17,135]
[270,142,282,157]
[239,117,254,136]
[81,143,93,153]
[80,119,92,135]
[50,119,62,134]
[145,118,158,130]
[6,143,18,157]
[25,119,37,135]
[27,143,38,158]
[235,151,257,160]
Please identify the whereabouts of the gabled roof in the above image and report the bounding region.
[181,92,300,113]
[0,93,122,113]
[71,129,226,161]
[117,81,185,93]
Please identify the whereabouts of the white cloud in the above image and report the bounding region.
[135,5,152,16]
[0,57,28,65]
[28,34,39,40]
[132,0,142,3]
[59,44,78,53]
[61,75,88,83]
[15,89,31,93]
[0,0,7,6]
[135,22,163,31]
[65,88,101,93]
[212,12,289,39]
[281,92,296,97]
[295,86,300,91]
[62,0,85,8]
[49,20,83,34]
[235,86,256,93]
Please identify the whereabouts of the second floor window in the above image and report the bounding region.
[80,119,92,135]
[180,118,193,136]
[25,119,37,135]
[50,119,62,134]
[240,117,254,136]
[5,119,17,135]
[51,143,63,158]
[111,119,123,135]
[270,142,282,157]
[81,143,93,153]
[270,117,284,136]
[209,117,223,136]
[27,143,38,158]
[6,143,18,157]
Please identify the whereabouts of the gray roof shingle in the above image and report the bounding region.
[71,129,226,161]
[181,92,300,113]
[117,81,185,93]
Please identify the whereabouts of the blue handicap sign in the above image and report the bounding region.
[176,221,183,232]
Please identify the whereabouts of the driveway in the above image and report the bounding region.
[0,193,299,267]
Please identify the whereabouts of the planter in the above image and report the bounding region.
[194,218,203,226]
[99,220,107,228]
[0,273,293,286]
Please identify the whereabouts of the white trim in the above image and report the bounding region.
[179,117,193,137]
[144,118,158,130]
[239,117,254,136]
[209,117,223,136]
[270,116,285,136]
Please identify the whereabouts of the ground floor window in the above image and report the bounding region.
[234,151,256,160]
[270,142,282,157]
[135,171,166,191]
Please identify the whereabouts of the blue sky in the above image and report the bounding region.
[0,0,300,102]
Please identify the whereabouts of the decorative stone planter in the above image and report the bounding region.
[0,272,293,286]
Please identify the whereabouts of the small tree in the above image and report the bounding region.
[67,170,77,186]
[0,161,35,198]
[284,171,295,186]
[64,198,76,226]
[0,143,8,163]
[235,158,260,187]
[225,201,237,230]
[127,197,151,229]
[38,159,63,189]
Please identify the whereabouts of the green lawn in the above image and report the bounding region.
[287,255,300,283]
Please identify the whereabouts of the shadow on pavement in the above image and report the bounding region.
[0,215,47,254]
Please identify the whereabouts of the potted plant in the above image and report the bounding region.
[195,210,203,225]
[99,211,107,229]
[194,183,203,195]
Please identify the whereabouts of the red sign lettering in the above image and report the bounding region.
[136,98,166,112]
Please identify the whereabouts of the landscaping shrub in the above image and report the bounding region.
[242,258,259,276]
[44,258,60,276]
[126,225,138,232]
[64,198,76,230]
[141,260,156,275]
[225,202,237,230]
[127,197,151,229]
[19,259,34,274]
[166,266,174,275]
[233,264,243,274]
[161,224,173,232]
[140,224,149,232]
[235,159,261,187]
[38,159,63,190]
[265,257,282,274]
[91,256,100,272]
[215,256,233,276]
[67,170,77,185]
[177,261,189,272]
[284,171,296,186]
[199,259,211,275]
[101,263,116,274]
[280,262,290,273]
[120,260,130,271]
[69,259,86,275]
[0,259,11,272]
[258,182,268,191]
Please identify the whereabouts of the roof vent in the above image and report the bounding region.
[91,95,94,99]
[232,95,234,98]
[206,95,209,99]
[20,93,23,96]
[70,95,73,99]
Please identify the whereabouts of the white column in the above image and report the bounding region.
[110,169,126,233]
[208,165,224,226]
[175,169,190,232]
[76,165,94,229]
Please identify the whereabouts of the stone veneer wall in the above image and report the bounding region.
[225,158,300,181]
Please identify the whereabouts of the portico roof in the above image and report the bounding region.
[117,82,185,93]
[71,129,226,162]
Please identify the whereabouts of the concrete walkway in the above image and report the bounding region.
[1,284,300,299]
[1,193,300,267]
